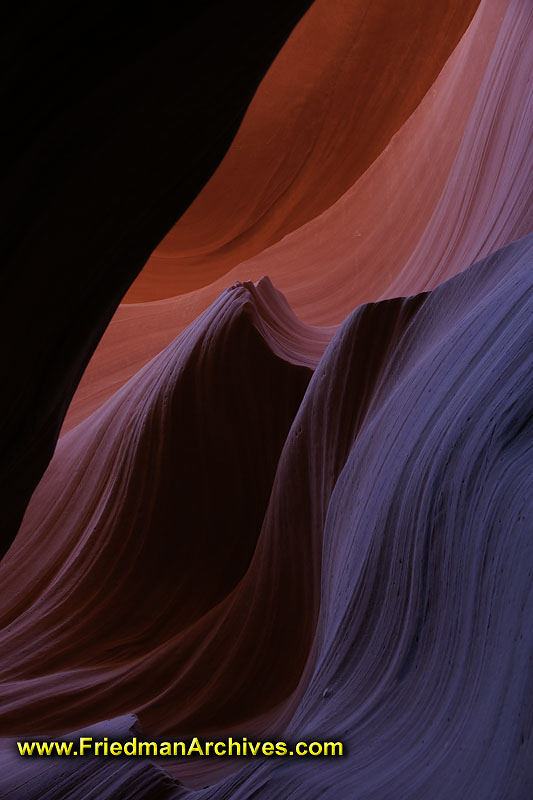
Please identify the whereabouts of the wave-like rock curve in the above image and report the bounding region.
[0,279,321,735]
[1,236,531,798]
[63,0,532,432]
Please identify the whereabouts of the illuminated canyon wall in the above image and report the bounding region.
[1,1,531,798]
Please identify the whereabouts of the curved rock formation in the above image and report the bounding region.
[1,237,531,798]
[1,0,531,798]
[0,0,316,556]
[124,0,481,301]
[0,279,321,733]
[64,0,531,432]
